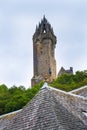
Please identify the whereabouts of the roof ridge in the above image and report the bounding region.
[0,83,87,130]
[40,82,50,90]
[3,87,60,129]
[49,86,87,100]
[0,109,22,119]
[69,85,87,93]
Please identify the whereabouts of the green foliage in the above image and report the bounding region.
[0,82,43,115]
[0,70,87,115]
[50,70,87,91]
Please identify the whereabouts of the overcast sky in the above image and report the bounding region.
[0,0,87,88]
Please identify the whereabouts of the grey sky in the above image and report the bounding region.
[0,0,87,88]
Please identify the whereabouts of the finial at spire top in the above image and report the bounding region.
[43,15,45,19]
[33,16,56,39]
[42,15,47,22]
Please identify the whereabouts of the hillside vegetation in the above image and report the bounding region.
[0,70,87,115]
[0,82,43,115]
[50,70,87,91]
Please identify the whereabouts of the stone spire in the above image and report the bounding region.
[33,16,56,44]
[31,16,57,86]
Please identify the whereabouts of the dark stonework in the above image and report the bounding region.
[31,16,57,86]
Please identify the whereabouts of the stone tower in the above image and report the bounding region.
[31,16,57,86]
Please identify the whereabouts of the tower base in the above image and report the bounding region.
[31,75,44,87]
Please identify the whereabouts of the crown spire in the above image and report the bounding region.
[33,16,56,44]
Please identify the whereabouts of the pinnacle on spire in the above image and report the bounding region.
[43,15,45,19]
[43,15,47,22]
[35,16,53,34]
[33,16,56,44]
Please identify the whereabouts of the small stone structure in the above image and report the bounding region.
[31,16,57,86]
[58,67,73,76]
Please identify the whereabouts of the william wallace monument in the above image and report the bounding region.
[31,16,57,86]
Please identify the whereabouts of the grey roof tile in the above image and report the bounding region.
[0,84,87,130]
[70,86,87,98]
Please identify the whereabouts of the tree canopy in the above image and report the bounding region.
[0,82,43,115]
[50,70,87,91]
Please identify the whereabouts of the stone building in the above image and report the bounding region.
[0,83,87,130]
[58,67,73,76]
[31,16,57,86]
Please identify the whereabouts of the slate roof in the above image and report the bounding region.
[70,85,87,98]
[0,83,87,130]
[0,109,22,130]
